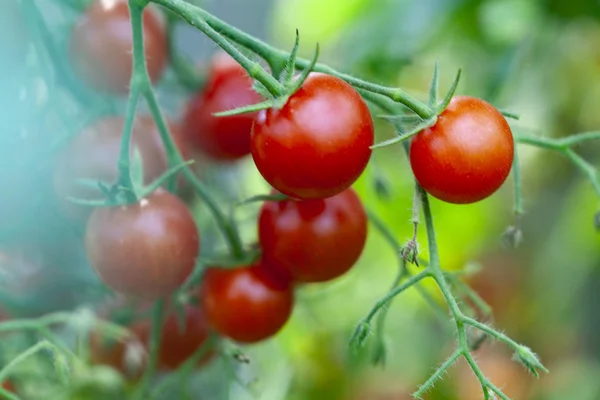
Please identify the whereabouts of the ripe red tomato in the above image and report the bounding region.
[53,115,188,223]
[85,188,199,300]
[251,72,374,199]
[70,0,168,94]
[409,96,514,204]
[182,52,262,160]
[200,265,294,343]
[90,305,213,377]
[259,188,367,283]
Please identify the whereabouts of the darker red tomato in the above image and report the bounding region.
[1,380,15,393]
[70,0,167,94]
[251,73,374,199]
[409,96,514,204]
[53,115,188,223]
[182,52,262,160]
[200,265,294,343]
[90,305,213,378]
[259,188,367,283]
[85,188,199,300]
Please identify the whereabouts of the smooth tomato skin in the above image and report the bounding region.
[259,188,367,283]
[85,189,199,300]
[90,305,213,377]
[70,0,167,94]
[182,52,262,160]
[251,73,374,199]
[200,265,294,343]
[409,96,514,204]
[53,115,187,223]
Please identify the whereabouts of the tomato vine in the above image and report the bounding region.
[2,0,600,399]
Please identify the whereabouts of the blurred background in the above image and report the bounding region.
[1,0,599,399]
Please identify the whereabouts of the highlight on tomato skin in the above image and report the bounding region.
[250,72,374,200]
[258,188,368,284]
[53,115,188,223]
[200,264,294,344]
[85,188,199,301]
[69,0,168,94]
[182,51,263,161]
[409,95,514,204]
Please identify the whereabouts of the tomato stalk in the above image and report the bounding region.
[150,0,435,119]
[122,0,245,258]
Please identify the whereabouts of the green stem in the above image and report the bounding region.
[512,144,523,216]
[462,316,521,350]
[362,269,431,324]
[515,133,564,150]
[0,341,55,383]
[558,131,600,147]
[564,149,600,198]
[149,0,434,118]
[132,300,165,400]
[412,348,462,398]
[0,313,71,333]
[152,0,283,98]
[149,335,217,399]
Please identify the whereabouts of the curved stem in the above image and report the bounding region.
[149,0,434,118]
[152,0,283,98]
[413,348,462,399]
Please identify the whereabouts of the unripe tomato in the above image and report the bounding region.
[85,188,199,300]
[70,0,168,94]
[53,115,188,223]
[200,265,294,343]
[409,96,514,204]
[259,188,367,283]
[251,73,374,199]
[182,52,262,160]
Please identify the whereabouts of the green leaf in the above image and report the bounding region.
[429,61,439,107]
[212,100,274,117]
[65,197,112,208]
[500,110,520,120]
[436,68,462,114]
[130,146,145,191]
[283,29,301,85]
[287,43,320,94]
[138,160,195,198]
[513,345,549,377]
[236,193,289,207]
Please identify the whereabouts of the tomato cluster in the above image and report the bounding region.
[4,0,515,385]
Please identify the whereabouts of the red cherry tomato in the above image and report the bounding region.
[259,188,367,283]
[251,73,374,199]
[85,188,199,300]
[90,305,213,377]
[182,52,262,160]
[53,115,188,223]
[409,96,514,204]
[70,0,168,94]
[200,265,294,343]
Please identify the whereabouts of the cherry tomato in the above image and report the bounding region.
[251,72,374,199]
[85,188,199,300]
[70,0,167,94]
[182,52,262,160]
[90,305,213,377]
[409,96,514,204]
[53,115,187,223]
[200,265,294,343]
[1,380,15,393]
[259,188,367,283]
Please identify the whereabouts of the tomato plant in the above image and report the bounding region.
[85,188,199,300]
[251,72,374,199]
[182,52,263,160]
[69,0,168,94]
[409,96,514,204]
[200,265,294,343]
[259,188,367,283]
[90,305,213,377]
[53,115,187,222]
